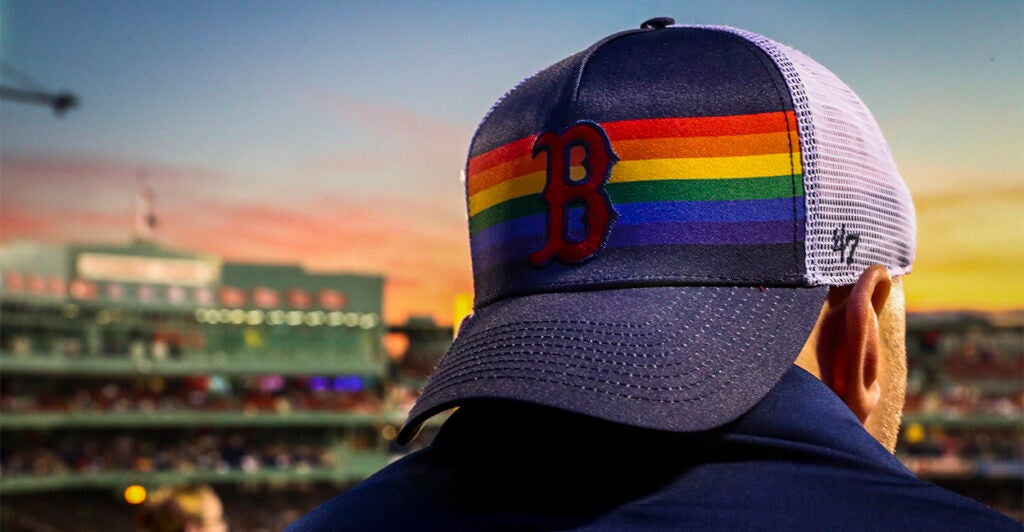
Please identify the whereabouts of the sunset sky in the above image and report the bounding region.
[2,0,1021,324]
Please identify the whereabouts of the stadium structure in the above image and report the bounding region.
[0,239,451,530]
[0,238,1020,529]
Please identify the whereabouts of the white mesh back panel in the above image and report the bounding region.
[706,26,917,286]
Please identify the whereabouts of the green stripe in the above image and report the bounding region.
[469,174,804,235]
[470,196,546,235]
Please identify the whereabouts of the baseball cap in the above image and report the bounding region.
[398,18,915,444]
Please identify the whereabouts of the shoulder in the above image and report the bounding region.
[283,448,471,532]
[696,432,1020,530]
[840,474,1020,530]
[283,399,1022,532]
[776,468,1020,531]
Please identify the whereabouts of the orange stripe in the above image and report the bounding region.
[614,131,798,161]
[467,111,796,176]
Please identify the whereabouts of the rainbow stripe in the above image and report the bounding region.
[467,111,804,273]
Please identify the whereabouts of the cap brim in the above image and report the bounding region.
[398,284,827,444]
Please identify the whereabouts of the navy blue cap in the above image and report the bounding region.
[398,22,915,444]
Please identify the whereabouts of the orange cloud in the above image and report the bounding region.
[301,89,472,194]
[0,210,54,239]
[308,89,469,146]
[155,194,472,324]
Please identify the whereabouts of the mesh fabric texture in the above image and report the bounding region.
[708,26,916,286]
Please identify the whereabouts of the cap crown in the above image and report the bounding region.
[465,26,915,307]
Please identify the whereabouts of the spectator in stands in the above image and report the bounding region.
[136,484,227,532]
[288,19,1018,531]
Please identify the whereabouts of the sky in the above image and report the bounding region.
[1,0,1021,324]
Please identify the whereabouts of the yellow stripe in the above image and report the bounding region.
[467,153,801,216]
[611,153,801,183]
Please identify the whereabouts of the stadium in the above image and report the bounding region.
[0,239,453,530]
[0,238,1020,530]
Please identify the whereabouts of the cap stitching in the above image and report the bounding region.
[426,295,786,392]
[456,330,661,350]
[433,349,713,378]
[449,338,680,363]
[568,29,646,108]
[423,362,716,394]
[457,320,655,336]
[462,317,649,329]
[419,360,716,392]
[420,373,725,404]
[496,271,803,284]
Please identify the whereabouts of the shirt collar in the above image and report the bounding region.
[430,365,913,478]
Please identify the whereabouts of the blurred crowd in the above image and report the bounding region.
[896,325,1024,487]
[1,430,343,479]
[1,375,419,417]
[903,386,1021,418]
[898,427,1023,470]
[0,318,1020,527]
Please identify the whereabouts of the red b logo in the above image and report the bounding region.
[529,122,618,267]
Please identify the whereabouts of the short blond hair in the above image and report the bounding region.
[135,484,217,532]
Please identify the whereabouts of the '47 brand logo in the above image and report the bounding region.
[528,122,618,267]
[832,224,861,265]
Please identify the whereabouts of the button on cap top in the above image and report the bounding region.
[640,17,675,30]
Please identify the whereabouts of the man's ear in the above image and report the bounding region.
[818,265,893,422]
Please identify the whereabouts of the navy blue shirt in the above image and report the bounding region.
[288,367,1019,531]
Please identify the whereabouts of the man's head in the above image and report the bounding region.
[136,484,227,532]
[398,19,916,447]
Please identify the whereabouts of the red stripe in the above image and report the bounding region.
[603,111,797,140]
[467,111,797,176]
[467,136,535,176]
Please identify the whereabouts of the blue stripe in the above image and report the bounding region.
[471,197,804,258]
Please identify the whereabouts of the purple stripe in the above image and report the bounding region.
[611,220,802,246]
[472,219,804,271]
